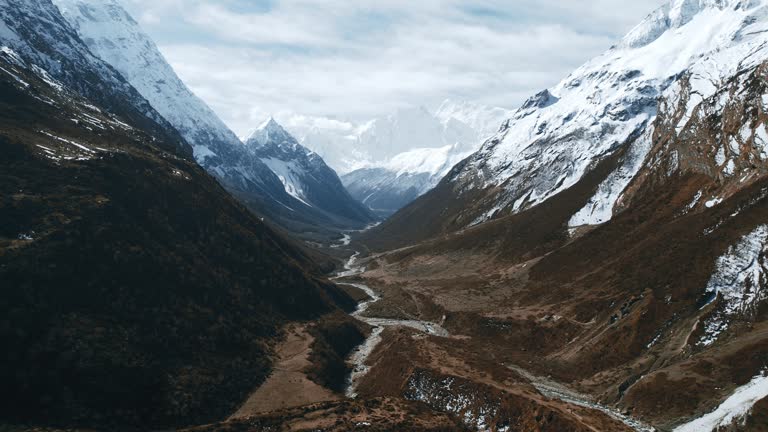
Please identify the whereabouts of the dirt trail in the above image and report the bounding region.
[229,325,340,419]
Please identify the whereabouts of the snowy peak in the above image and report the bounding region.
[52,0,244,163]
[435,99,513,137]
[51,0,372,233]
[438,0,768,229]
[247,117,298,149]
[622,0,757,49]
[245,117,375,225]
[0,0,191,157]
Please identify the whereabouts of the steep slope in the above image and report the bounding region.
[52,0,241,163]
[0,0,190,158]
[245,118,375,228]
[51,0,356,241]
[364,0,768,249]
[355,59,768,431]
[0,3,356,428]
[351,2,768,430]
[336,101,510,216]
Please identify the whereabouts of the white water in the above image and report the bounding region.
[330,233,352,248]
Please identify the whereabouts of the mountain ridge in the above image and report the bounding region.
[52,0,372,240]
[0,2,360,426]
[365,0,768,248]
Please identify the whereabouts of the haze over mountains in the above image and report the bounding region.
[4,0,768,431]
[253,100,512,216]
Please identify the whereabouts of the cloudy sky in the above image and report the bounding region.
[121,0,665,136]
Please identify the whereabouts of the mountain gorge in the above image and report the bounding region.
[4,0,768,431]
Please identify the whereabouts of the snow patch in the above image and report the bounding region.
[674,372,768,432]
[260,157,312,207]
[705,198,723,208]
[698,225,768,346]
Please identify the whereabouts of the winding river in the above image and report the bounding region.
[331,241,652,431]
[332,250,448,397]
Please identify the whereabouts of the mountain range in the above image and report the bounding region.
[4,0,768,431]
[0,0,363,427]
[283,101,512,216]
[52,0,375,241]
[354,0,768,430]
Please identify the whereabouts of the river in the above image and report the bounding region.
[332,250,448,397]
[333,245,653,431]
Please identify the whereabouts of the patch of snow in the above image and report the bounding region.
[0,64,28,88]
[17,232,34,241]
[31,64,64,92]
[705,198,723,208]
[685,190,704,213]
[699,225,768,346]
[715,145,727,166]
[39,130,96,154]
[724,159,736,176]
[0,46,25,66]
[570,127,654,226]
[674,372,768,432]
[755,123,768,159]
[260,157,312,207]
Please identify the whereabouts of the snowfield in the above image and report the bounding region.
[674,372,768,432]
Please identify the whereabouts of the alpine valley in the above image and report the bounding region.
[3,0,768,432]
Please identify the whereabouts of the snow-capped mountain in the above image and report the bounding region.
[245,118,375,226]
[51,0,369,237]
[290,101,510,174]
[0,0,190,157]
[381,0,768,231]
[283,101,510,216]
[52,0,240,163]
[341,143,477,217]
[0,2,362,425]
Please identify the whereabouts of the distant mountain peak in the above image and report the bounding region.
[247,116,297,148]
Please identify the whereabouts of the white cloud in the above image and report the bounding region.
[120,0,666,136]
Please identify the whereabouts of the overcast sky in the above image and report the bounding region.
[121,0,666,136]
